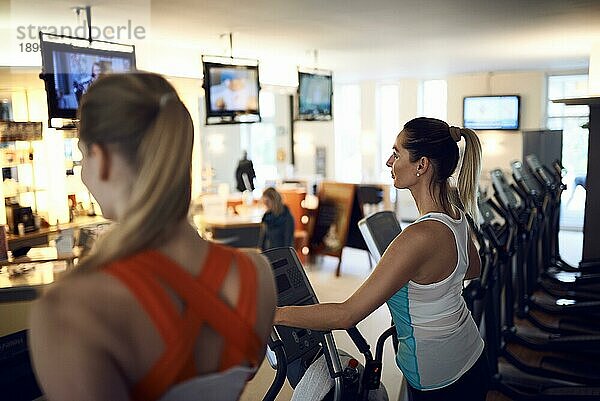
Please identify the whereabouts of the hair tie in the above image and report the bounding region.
[159,92,177,108]
[449,126,462,142]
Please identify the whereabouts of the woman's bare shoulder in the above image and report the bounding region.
[387,220,456,265]
[239,249,277,336]
[398,220,458,283]
[239,249,276,293]
[33,269,133,330]
[401,219,455,244]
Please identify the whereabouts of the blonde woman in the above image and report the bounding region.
[29,73,276,401]
[260,187,295,250]
[275,118,489,401]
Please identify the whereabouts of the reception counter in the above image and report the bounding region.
[0,218,105,339]
[0,259,69,337]
[0,258,69,302]
[6,215,108,252]
[193,213,263,248]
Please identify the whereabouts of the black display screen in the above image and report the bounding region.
[276,274,292,292]
[298,71,332,120]
[370,213,401,254]
[40,40,136,120]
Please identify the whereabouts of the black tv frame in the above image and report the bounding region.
[202,59,261,125]
[296,68,333,121]
[39,33,136,124]
[463,95,520,131]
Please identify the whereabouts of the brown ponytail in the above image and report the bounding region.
[402,118,482,223]
[457,128,482,224]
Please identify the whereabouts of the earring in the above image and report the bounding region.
[416,172,420,177]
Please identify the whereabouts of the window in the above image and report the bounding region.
[241,91,278,191]
[377,84,400,181]
[334,84,361,182]
[546,74,589,230]
[420,80,447,121]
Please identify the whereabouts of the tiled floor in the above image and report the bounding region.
[241,230,583,401]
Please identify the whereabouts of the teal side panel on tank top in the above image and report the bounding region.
[386,284,421,389]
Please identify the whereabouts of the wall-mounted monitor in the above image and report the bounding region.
[40,40,136,122]
[202,61,261,125]
[297,70,332,121]
[463,95,520,130]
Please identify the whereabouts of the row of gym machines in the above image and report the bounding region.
[475,154,600,399]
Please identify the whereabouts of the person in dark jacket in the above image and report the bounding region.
[235,151,256,192]
[261,187,295,250]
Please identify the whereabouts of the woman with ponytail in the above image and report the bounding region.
[29,73,276,401]
[274,117,488,400]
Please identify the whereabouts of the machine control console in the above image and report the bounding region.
[262,247,327,387]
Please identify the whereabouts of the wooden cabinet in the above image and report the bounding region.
[279,187,311,263]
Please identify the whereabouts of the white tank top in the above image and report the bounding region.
[386,211,484,390]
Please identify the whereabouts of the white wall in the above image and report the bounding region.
[167,76,204,199]
[345,71,548,219]
[198,89,296,192]
[293,120,335,179]
[360,81,378,181]
[200,121,242,191]
[398,79,420,128]
[447,71,546,189]
[350,71,547,195]
[272,91,293,177]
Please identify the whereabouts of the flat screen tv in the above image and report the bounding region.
[297,70,332,120]
[40,40,136,122]
[463,95,520,130]
[202,61,260,124]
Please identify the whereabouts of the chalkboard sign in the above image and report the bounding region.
[310,182,355,275]
[346,185,385,251]
[311,182,355,254]
[310,182,391,276]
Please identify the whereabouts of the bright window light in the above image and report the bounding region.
[334,84,362,182]
[378,84,400,181]
[421,79,447,121]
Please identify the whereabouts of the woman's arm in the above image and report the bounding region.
[29,284,130,401]
[274,223,433,331]
[465,233,482,280]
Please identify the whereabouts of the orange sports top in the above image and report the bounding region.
[104,243,263,401]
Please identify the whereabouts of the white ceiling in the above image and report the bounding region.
[4,0,600,80]
[151,0,600,79]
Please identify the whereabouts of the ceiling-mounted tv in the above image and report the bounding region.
[297,70,332,121]
[202,61,261,125]
[40,40,136,123]
[463,95,520,130]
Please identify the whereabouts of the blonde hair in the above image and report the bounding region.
[76,72,194,271]
[262,187,285,216]
[456,128,482,223]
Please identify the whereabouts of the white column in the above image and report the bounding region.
[41,129,69,224]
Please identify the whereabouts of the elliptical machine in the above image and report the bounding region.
[261,247,391,401]
[262,211,405,401]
